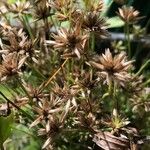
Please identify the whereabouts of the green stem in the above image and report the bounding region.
[0,91,33,121]
[24,15,34,40]
[109,80,118,117]
[50,16,57,32]
[113,82,118,117]
[0,10,10,25]
[125,23,131,58]
[143,78,150,86]
[135,59,150,77]
[71,58,74,73]
[145,18,150,34]
[108,80,113,95]
[16,77,33,105]
[26,62,46,79]
[19,14,34,41]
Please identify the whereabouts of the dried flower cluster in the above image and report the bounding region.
[0,0,149,150]
[89,49,134,86]
[48,24,88,59]
[117,6,141,24]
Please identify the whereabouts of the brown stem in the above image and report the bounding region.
[40,58,69,91]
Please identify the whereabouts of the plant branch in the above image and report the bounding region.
[135,59,150,77]
[125,23,131,58]
[0,91,33,121]
[40,58,69,91]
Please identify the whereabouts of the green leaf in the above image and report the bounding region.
[106,16,125,28]
[8,0,26,3]
[0,85,13,100]
[8,0,16,4]
[0,114,14,147]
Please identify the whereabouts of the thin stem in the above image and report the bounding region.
[16,77,33,105]
[108,79,113,95]
[43,17,50,39]
[143,78,150,86]
[125,23,131,58]
[109,80,118,117]
[0,144,4,150]
[113,82,118,117]
[19,14,34,41]
[135,59,150,77]
[0,91,33,121]
[40,58,69,91]
[50,16,57,32]
[71,58,74,73]
[26,62,46,79]
[0,10,10,25]
[145,18,150,34]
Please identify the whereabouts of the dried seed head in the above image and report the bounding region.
[4,1,31,16]
[131,88,150,115]
[84,0,103,13]
[117,6,142,24]
[0,28,39,62]
[50,0,75,22]
[46,24,88,58]
[38,119,60,149]
[82,12,109,38]
[34,1,51,20]
[30,92,73,149]
[23,83,48,102]
[76,71,99,90]
[50,0,71,11]
[1,28,28,53]
[77,112,99,131]
[124,75,144,97]
[52,82,78,101]
[89,49,134,86]
[0,52,26,81]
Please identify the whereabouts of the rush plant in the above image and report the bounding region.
[0,0,150,150]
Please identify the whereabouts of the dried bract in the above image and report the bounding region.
[93,131,130,150]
